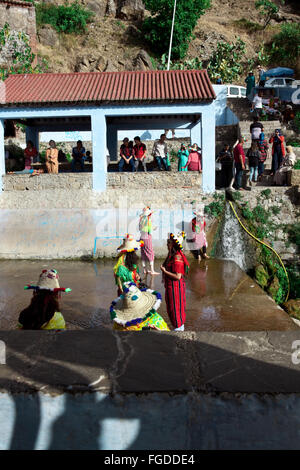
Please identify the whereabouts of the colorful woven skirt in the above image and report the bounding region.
[141,233,155,262]
[165,278,186,329]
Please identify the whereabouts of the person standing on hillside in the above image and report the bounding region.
[217,144,233,188]
[252,92,263,119]
[257,131,269,181]
[269,129,285,177]
[245,72,255,100]
[250,117,263,142]
[233,137,246,190]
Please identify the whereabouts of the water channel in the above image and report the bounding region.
[0,259,297,331]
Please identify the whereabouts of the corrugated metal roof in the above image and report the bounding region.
[1,70,216,107]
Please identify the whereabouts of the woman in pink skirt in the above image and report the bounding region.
[183,143,202,172]
[139,207,159,275]
[190,206,209,260]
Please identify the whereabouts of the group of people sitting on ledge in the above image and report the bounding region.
[217,118,297,190]
[119,134,202,173]
[7,139,92,175]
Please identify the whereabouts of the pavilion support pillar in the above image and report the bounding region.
[25,126,39,155]
[106,125,118,162]
[91,111,107,192]
[0,119,5,191]
[190,120,202,149]
[201,106,215,193]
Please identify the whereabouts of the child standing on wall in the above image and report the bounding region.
[190,206,209,260]
[139,207,159,276]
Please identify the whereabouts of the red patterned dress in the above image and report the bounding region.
[164,251,189,329]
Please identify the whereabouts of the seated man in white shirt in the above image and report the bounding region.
[152,134,169,171]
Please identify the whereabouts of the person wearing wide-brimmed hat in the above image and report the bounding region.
[114,234,144,295]
[139,207,159,276]
[110,282,169,331]
[190,206,209,260]
[160,232,190,331]
[18,269,71,330]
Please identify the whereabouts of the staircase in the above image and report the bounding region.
[238,120,281,186]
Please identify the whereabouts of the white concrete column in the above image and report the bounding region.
[25,126,39,153]
[190,120,201,149]
[201,105,215,193]
[91,110,107,192]
[106,125,118,162]
[0,119,5,191]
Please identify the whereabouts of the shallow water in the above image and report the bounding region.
[0,259,297,331]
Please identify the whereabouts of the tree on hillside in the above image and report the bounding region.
[0,23,47,80]
[255,0,284,29]
[142,0,211,60]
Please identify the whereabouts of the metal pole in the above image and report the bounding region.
[167,0,177,71]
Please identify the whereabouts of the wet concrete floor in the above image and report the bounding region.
[0,259,297,331]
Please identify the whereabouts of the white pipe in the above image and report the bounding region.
[167,0,177,71]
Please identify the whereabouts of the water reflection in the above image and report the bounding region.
[0,259,297,332]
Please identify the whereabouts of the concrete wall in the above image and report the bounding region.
[0,192,216,258]
[213,85,239,126]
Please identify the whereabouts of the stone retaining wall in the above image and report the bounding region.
[291,169,300,187]
[2,172,202,191]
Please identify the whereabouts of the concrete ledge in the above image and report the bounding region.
[2,172,202,191]
[1,331,300,394]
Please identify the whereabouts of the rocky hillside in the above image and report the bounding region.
[35,0,299,79]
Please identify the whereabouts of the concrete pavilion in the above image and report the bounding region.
[0,70,216,192]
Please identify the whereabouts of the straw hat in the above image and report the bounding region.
[140,206,153,218]
[117,234,144,253]
[110,282,162,326]
[170,231,186,250]
[24,269,71,293]
[193,204,204,218]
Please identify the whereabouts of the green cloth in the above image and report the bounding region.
[245,75,255,96]
[115,264,139,287]
[177,150,189,171]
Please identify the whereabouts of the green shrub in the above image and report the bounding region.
[267,23,300,67]
[294,112,300,133]
[142,0,210,60]
[288,223,300,248]
[207,38,247,83]
[255,0,280,29]
[294,160,300,170]
[36,2,94,34]
[0,23,46,80]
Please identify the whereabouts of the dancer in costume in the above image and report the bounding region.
[18,269,71,330]
[191,206,210,260]
[139,207,159,276]
[160,232,190,331]
[114,234,144,295]
[110,281,169,331]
